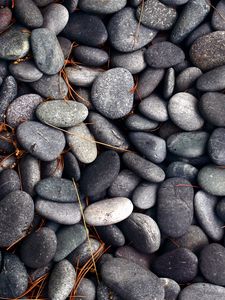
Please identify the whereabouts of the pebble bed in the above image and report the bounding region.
[0,0,225,299]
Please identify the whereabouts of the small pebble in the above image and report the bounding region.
[73,46,109,67]
[14,0,43,28]
[125,114,159,131]
[96,225,125,247]
[75,278,96,300]
[79,0,127,14]
[9,61,43,82]
[132,182,158,209]
[0,169,20,200]
[160,278,181,300]
[208,128,225,165]
[196,65,225,91]
[179,283,225,300]
[66,65,103,87]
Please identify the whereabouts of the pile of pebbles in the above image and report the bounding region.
[1,0,225,299]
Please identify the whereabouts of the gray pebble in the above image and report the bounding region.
[132,182,158,209]
[160,278,181,300]
[163,67,175,99]
[0,155,16,172]
[64,152,80,181]
[73,46,109,67]
[0,7,12,32]
[176,67,202,91]
[41,158,64,178]
[0,75,17,122]
[179,283,225,300]
[58,36,72,58]
[96,225,125,247]
[186,22,212,47]
[79,0,126,14]
[66,65,103,87]
[212,0,225,30]
[0,169,20,200]
[161,0,189,4]
[9,61,43,82]
[167,161,198,182]
[125,114,159,131]
[74,88,93,109]
[0,132,14,154]
[97,282,121,300]
[197,65,225,92]
[14,0,43,28]
[216,198,225,221]
[34,0,55,6]
[76,278,96,300]
[208,128,225,165]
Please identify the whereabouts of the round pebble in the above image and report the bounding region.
[176,67,202,92]
[125,114,159,131]
[212,0,225,30]
[9,61,43,82]
[132,182,158,209]
[167,161,198,182]
[96,225,125,247]
[66,65,103,87]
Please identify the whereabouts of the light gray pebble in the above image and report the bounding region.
[179,283,225,300]
[176,67,202,92]
[160,278,181,300]
[132,182,158,209]
[125,114,159,131]
[197,65,225,91]
[208,128,225,165]
[41,158,64,178]
[75,278,96,300]
[66,66,103,87]
[9,61,43,82]
[212,0,225,31]
[14,0,43,28]
[167,161,198,182]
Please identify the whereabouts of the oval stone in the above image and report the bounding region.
[0,7,12,32]
[132,182,158,210]
[176,67,202,92]
[167,161,198,182]
[14,0,43,28]
[179,283,225,300]
[0,169,20,200]
[196,65,225,91]
[73,46,109,67]
[212,0,225,31]
[160,278,181,300]
[96,225,125,247]
[66,65,103,87]
[79,0,127,14]
[163,67,175,99]
[125,114,159,131]
[208,128,225,165]
[75,278,96,300]
[9,61,43,82]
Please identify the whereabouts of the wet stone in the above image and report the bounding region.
[9,61,43,82]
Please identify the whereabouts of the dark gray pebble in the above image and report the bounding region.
[196,65,225,91]
[176,67,202,92]
[79,0,127,14]
[161,0,189,4]
[160,278,181,300]
[125,114,159,131]
[0,7,12,32]
[0,75,17,122]
[179,283,225,300]
[9,60,43,82]
[0,169,20,200]
[163,67,175,99]
[97,225,125,247]
[33,0,55,6]
[73,46,109,67]
[212,0,225,30]
[208,128,225,165]
[14,0,43,28]
[58,36,72,58]
[64,152,81,181]
[41,158,63,178]
[97,282,121,300]
[186,22,212,47]
[64,0,78,12]
[216,198,225,221]
[0,132,14,154]
[167,161,198,182]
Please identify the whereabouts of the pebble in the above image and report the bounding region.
[16,121,66,161]
[176,67,202,92]
[41,158,64,178]
[0,75,17,122]
[167,131,209,158]
[121,213,161,254]
[73,46,109,67]
[58,36,72,58]
[157,177,194,238]
[20,227,57,268]
[0,169,20,200]
[161,0,189,4]
[35,199,81,225]
[179,283,225,300]
[216,198,225,221]
[54,224,87,262]
[91,68,134,119]
[79,0,127,14]
[152,248,198,283]
[0,191,34,247]
[145,41,184,68]
[212,0,225,30]
[9,61,43,82]
[36,100,88,128]
[31,28,64,75]
[167,161,198,182]
[97,283,121,300]
[64,152,81,181]
[163,67,175,99]
[171,0,211,43]
[168,92,204,131]
[48,259,76,300]
[125,114,159,131]
[200,243,225,286]
[0,253,28,299]
[123,152,165,183]
[160,278,181,300]
[96,225,125,247]
[101,257,165,300]
[64,0,78,12]
[6,93,43,127]
[0,155,16,172]
[132,182,158,209]
[66,65,103,87]
[66,123,97,164]
[186,22,212,47]
[34,0,55,6]
[196,65,225,91]
[75,279,96,300]
[136,0,177,30]
[0,7,12,32]
[208,128,225,165]
[62,12,108,46]
[35,177,77,202]
[194,190,224,241]
[199,92,225,127]
[129,132,167,163]
[84,197,133,226]
[108,8,157,52]
[0,132,14,154]
[198,165,225,196]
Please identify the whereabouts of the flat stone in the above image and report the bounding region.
[16,121,66,161]
[125,114,159,131]
[160,278,181,300]
[0,75,17,122]
[108,8,157,52]
[73,46,109,67]
[0,7,12,32]
[84,197,133,226]
[79,0,127,14]
[179,283,225,300]
[0,191,34,247]
[208,128,225,165]
[167,161,198,182]
[96,225,125,247]
[14,0,43,28]
[64,152,81,181]
[0,169,20,200]
[66,66,102,87]
[132,182,158,209]
[197,65,225,92]
[163,67,175,99]
[9,61,43,82]
[212,0,225,30]
[91,67,134,119]
[176,67,202,92]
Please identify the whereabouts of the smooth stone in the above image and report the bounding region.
[84,197,133,226]
[0,26,30,60]
[88,112,129,150]
[186,22,212,47]
[20,227,57,268]
[108,7,157,52]
[58,36,72,58]
[54,224,87,262]
[91,67,134,119]
[216,198,225,221]
[0,75,17,122]
[79,0,126,14]
[212,0,225,30]
[31,28,64,75]
[0,59,9,78]
[208,128,225,165]
[96,225,125,247]
[123,152,165,183]
[80,150,120,196]
[74,87,93,109]
[101,258,165,300]
[174,59,191,72]
[34,0,55,5]
[42,3,69,35]
[111,49,146,74]
[132,182,158,209]
[36,100,88,128]
[35,199,81,225]
[190,31,225,71]
[167,161,198,182]
[19,154,41,196]
[121,213,161,254]
[179,283,225,300]
[48,260,76,300]
[45,221,60,233]
[0,7,12,32]
[163,67,175,99]
[16,121,66,161]
[168,92,204,130]
[9,61,43,82]
[41,158,63,178]
[64,0,78,12]
[198,165,225,196]
[14,0,43,28]
[167,131,209,158]
[73,46,109,67]
[200,243,225,286]
[0,253,28,299]
[64,152,80,181]
[125,114,159,131]
[145,41,184,68]
[66,65,103,87]
[161,0,189,4]
[171,0,211,43]
[66,123,97,164]
[108,169,140,198]
[196,65,225,91]
[62,12,108,46]
[0,169,20,200]
[129,132,167,163]
[157,177,194,238]
[152,248,198,283]
[176,67,202,92]
[160,278,181,300]
[35,177,77,202]
[0,191,34,247]
[6,93,43,127]
[30,74,68,99]
[138,94,168,122]
[136,0,177,30]
[129,0,142,6]
[135,68,165,100]
[194,190,223,241]
[75,278,96,300]
[199,92,225,126]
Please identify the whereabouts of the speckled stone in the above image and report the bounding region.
[179,283,225,300]
[197,65,225,91]
[0,169,20,200]
[212,0,225,30]
[186,22,212,47]
[132,182,158,209]
[176,67,202,92]
[58,36,72,58]
[0,75,17,122]
[96,225,125,247]
[163,67,175,99]
[66,66,103,87]
[14,0,43,28]
[160,278,181,300]
[125,114,159,131]
[161,0,189,4]
[0,7,12,32]
[79,0,127,14]
[9,61,43,82]
[41,158,63,178]
[64,152,81,181]
[73,46,109,67]
[208,128,225,165]
[75,278,96,300]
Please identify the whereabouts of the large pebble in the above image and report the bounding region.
[212,0,225,31]
[9,60,43,82]
[73,46,109,67]
[0,169,20,200]
[91,68,134,119]
[79,0,127,14]
[157,177,194,238]
[101,258,165,300]
[16,121,66,161]
[14,0,43,28]
[179,283,225,300]
[66,65,102,87]
[0,191,34,247]
[208,128,225,165]
[84,197,133,226]
[132,182,158,209]
[196,65,225,91]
